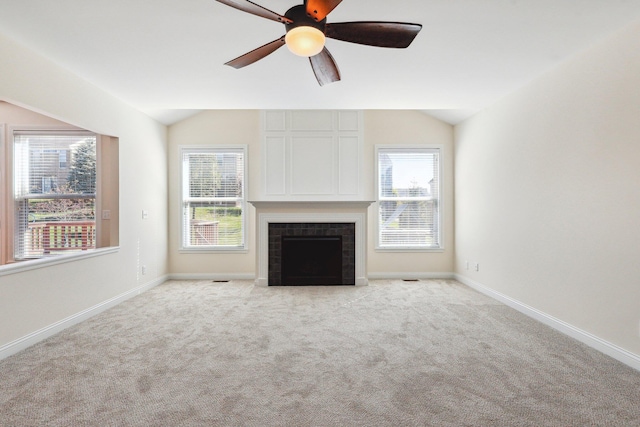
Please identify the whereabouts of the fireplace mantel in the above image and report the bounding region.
[249,200,375,209]
[251,201,372,287]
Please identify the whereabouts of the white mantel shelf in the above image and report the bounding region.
[249,201,375,209]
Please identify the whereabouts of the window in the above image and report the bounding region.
[13,131,97,259]
[181,146,247,251]
[0,101,119,270]
[376,146,442,250]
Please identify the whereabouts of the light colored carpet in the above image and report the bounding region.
[1,279,639,426]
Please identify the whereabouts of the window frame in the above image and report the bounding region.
[11,128,99,261]
[179,145,248,253]
[375,144,444,252]
[0,123,5,265]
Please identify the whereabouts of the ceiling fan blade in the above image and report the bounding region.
[305,0,343,22]
[225,36,286,69]
[325,22,422,48]
[215,0,292,24]
[309,47,341,86]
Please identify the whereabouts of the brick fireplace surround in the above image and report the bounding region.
[268,222,356,285]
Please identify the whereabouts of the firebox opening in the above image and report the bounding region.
[268,222,356,286]
[281,236,342,285]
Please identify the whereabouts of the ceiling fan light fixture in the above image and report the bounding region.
[285,26,326,57]
[216,0,422,86]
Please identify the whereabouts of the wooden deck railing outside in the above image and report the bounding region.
[29,221,96,254]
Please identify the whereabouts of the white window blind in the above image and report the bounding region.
[377,147,441,249]
[181,147,246,249]
[13,131,97,259]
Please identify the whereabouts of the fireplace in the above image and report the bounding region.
[269,223,355,285]
[250,201,373,286]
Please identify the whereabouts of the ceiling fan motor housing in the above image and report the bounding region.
[284,5,327,33]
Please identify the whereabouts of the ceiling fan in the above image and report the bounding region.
[215,0,422,86]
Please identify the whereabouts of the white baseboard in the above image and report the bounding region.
[454,274,640,372]
[0,275,168,361]
[168,273,255,281]
[367,272,455,280]
[255,273,452,286]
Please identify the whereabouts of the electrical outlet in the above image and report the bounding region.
[142,210,149,220]
[465,261,469,270]
[474,263,479,272]
[141,265,147,275]
[102,210,111,220]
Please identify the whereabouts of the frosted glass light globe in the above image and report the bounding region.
[285,26,326,57]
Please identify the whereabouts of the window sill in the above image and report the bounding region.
[0,246,120,277]
[179,247,248,254]
[375,247,444,253]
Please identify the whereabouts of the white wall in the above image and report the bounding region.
[0,32,168,350]
[455,19,640,357]
[168,109,454,278]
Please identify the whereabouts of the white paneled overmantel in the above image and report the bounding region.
[261,110,364,201]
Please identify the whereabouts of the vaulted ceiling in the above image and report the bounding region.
[1,0,640,125]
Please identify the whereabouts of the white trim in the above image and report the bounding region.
[455,274,640,372]
[0,274,168,361]
[375,248,445,253]
[368,272,454,280]
[374,144,444,251]
[256,212,367,286]
[0,246,119,277]
[9,126,103,261]
[168,273,255,281]
[249,200,374,209]
[178,145,248,252]
[178,248,249,254]
[0,123,5,265]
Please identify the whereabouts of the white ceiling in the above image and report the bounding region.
[1,0,640,125]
